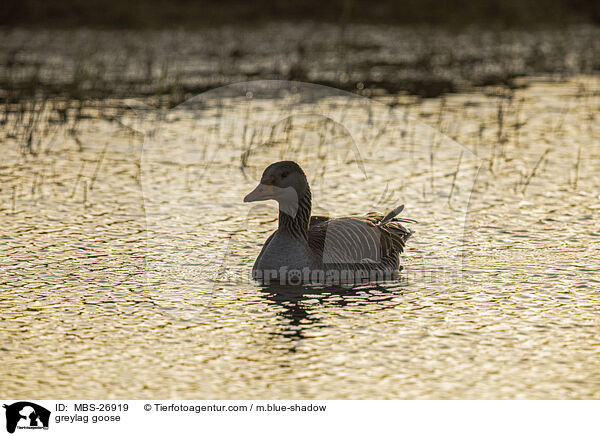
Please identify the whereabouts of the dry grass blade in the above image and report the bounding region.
[522,148,551,195]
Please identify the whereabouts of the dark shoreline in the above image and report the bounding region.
[2,0,599,29]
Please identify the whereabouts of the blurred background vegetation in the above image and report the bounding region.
[1,0,599,28]
[1,1,598,104]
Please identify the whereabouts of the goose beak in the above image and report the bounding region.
[244,183,275,202]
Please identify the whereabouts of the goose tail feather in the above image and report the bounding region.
[376,204,414,245]
[376,204,417,227]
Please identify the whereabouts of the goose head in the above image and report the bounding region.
[244,161,309,218]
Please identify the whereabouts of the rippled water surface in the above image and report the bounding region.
[1,76,599,399]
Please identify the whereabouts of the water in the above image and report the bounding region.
[1,76,599,399]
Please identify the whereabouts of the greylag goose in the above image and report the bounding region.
[244,161,413,285]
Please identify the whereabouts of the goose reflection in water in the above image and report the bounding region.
[258,281,406,350]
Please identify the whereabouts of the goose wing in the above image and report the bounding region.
[308,209,411,268]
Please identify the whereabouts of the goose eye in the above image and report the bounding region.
[281,172,289,178]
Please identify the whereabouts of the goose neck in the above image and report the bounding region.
[278,187,311,241]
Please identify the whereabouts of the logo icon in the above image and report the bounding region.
[3,402,50,434]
